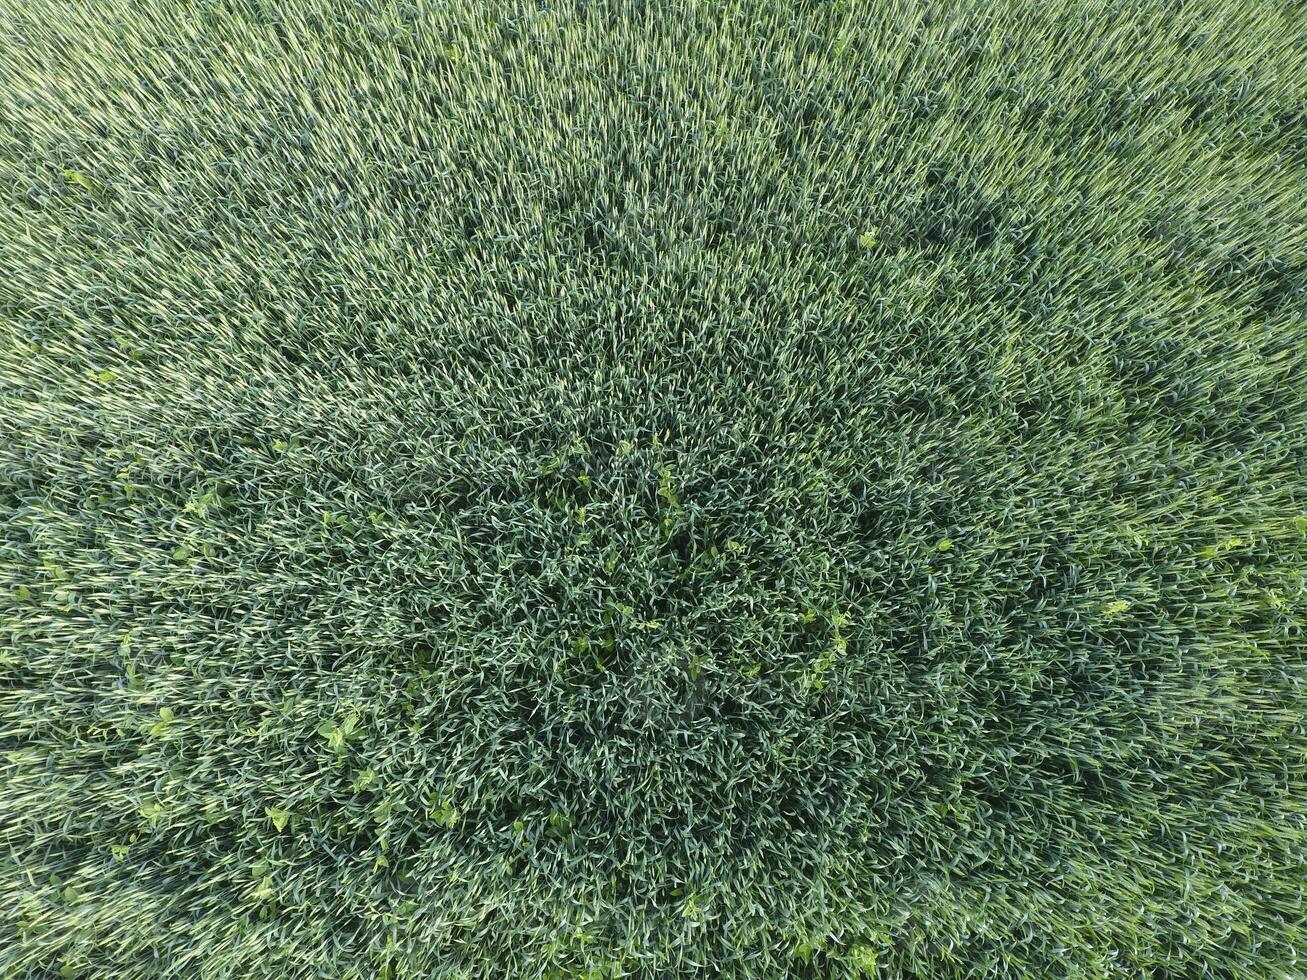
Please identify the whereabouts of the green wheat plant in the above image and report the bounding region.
[2,1,1305,977]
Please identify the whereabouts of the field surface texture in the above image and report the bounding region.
[2,1,1306,977]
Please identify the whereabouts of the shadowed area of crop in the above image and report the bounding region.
[1,1,1305,977]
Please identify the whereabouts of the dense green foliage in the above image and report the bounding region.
[3,1,1306,977]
